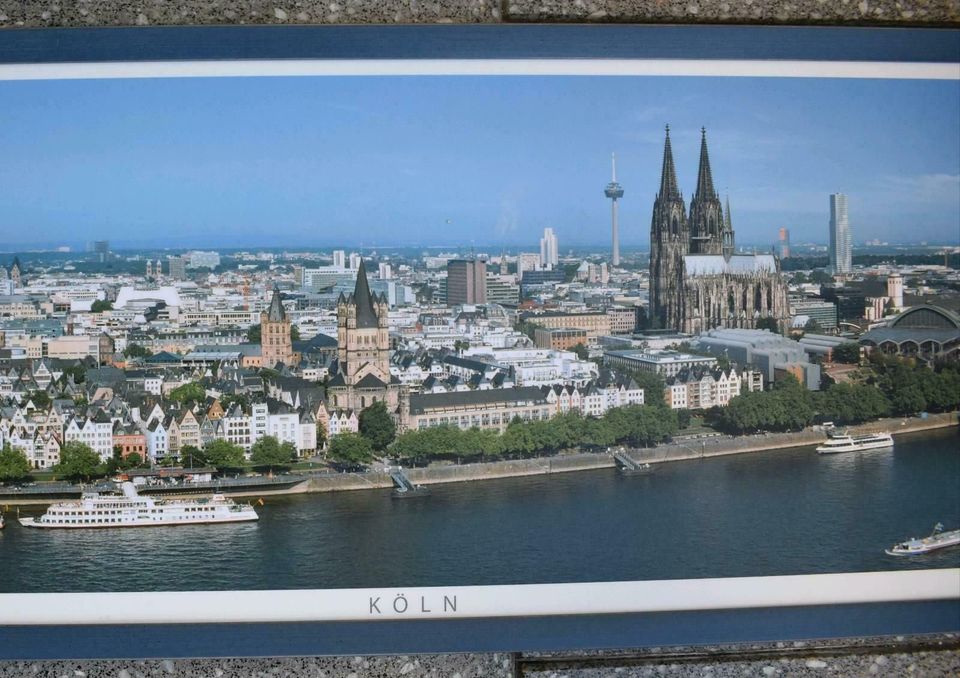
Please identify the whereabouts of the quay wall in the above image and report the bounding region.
[3,412,955,505]
[625,411,958,465]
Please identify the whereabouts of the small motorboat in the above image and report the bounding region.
[885,523,960,556]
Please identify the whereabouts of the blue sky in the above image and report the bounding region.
[0,75,957,250]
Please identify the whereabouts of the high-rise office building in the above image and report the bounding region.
[778,228,791,259]
[829,194,852,274]
[539,228,559,270]
[887,273,904,310]
[517,253,541,275]
[168,256,187,280]
[378,262,392,280]
[349,252,362,270]
[93,240,110,263]
[604,154,624,266]
[446,259,487,306]
[332,250,346,269]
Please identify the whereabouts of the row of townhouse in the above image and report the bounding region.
[134,400,318,461]
[540,375,645,417]
[0,404,113,468]
[663,366,764,410]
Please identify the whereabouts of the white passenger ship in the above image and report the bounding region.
[886,523,960,556]
[815,432,894,454]
[18,482,259,529]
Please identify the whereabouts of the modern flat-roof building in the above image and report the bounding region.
[692,328,821,390]
[791,300,838,330]
[603,349,716,377]
[534,327,588,351]
[522,311,612,340]
[404,387,552,433]
[446,259,487,306]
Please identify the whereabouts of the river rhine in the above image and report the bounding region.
[1,428,957,593]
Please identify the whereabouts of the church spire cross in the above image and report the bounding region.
[695,127,718,201]
[657,124,681,200]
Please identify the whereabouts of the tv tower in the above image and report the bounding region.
[604,153,624,266]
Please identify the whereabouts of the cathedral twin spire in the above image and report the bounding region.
[654,125,732,255]
[693,127,718,203]
[658,125,682,201]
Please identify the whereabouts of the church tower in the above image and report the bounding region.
[261,286,296,368]
[650,125,689,330]
[335,258,391,390]
[722,195,736,259]
[688,128,725,255]
[9,257,22,287]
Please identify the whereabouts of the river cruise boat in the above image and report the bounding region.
[815,432,894,454]
[886,523,960,556]
[18,482,259,529]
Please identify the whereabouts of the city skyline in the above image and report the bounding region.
[1,75,958,250]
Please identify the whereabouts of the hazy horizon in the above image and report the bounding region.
[1,75,958,251]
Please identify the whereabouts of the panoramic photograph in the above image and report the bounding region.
[0,72,958,594]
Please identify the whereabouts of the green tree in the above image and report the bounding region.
[62,364,88,384]
[54,441,103,482]
[123,452,144,469]
[0,444,31,483]
[123,343,152,359]
[358,401,397,451]
[315,420,327,450]
[26,390,51,409]
[571,343,590,360]
[179,444,206,468]
[220,393,250,410]
[809,269,835,285]
[246,324,262,343]
[90,299,113,313]
[291,325,301,341]
[889,385,926,416]
[250,435,296,471]
[203,439,246,471]
[620,370,666,409]
[803,319,824,334]
[169,382,205,403]
[831,342,861,364]
[328,433,374,466]
[391,425,460,462]
[755,316,780,333]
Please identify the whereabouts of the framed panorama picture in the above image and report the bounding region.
[0,24,958,661]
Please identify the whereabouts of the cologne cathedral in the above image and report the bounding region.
[649,126,789,334]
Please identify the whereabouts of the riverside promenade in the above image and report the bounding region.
[3,412,956,505]
[302,410,958,494]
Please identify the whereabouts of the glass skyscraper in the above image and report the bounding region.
[829,193,852,274]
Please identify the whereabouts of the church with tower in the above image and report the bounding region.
[327,259,401,413]
[260,286,300,368]
[649,126,789,334]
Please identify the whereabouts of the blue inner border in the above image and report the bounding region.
[1,601,957,660]
[0,25,957,65]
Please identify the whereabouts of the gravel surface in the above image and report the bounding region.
[0,0,957,27]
